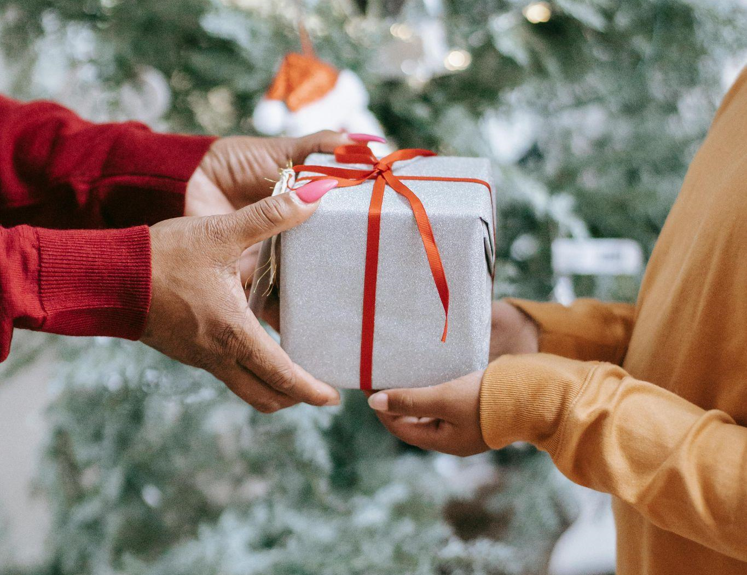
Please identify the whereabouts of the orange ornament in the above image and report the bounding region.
[264,53,340,112]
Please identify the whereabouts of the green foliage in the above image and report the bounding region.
[33,338,572,574]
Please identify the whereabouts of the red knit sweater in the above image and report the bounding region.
[0,96,215,361]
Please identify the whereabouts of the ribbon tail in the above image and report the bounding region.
[359,175,386,390]
[383,171,450,341]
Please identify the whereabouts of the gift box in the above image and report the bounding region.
[253,146,496,390]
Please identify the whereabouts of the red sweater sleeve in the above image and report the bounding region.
[0,96,216,360]
[0,95,215,228]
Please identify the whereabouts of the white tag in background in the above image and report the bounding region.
[551,238,643,305]
[552,239,643,276]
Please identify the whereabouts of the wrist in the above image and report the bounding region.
[489,300,540,359]
[508,301,540,353]
[479,353,595,453]
[36,226,152,339]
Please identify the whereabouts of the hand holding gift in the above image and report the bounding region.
[184,130,357,217]
[368,370,488,457]
[142,175,342,413]
[367,300,539,456]
[183,130,360,295]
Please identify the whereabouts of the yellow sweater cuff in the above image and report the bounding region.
[479,353,597,454]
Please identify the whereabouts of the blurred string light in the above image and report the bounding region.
[523,2,552,24]
[390,23,414,41]
[444,49,472,71]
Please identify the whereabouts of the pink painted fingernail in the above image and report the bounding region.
[367,392,389,411]
[294,178,338,203]
[348,133,386,144]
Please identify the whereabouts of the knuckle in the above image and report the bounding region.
[313,130,336,146]
[215,324,245,358]
[202,216,231,244]
[265,363,297,393]
[256,197,291,229]
[396,393,415,413]
[193,349,220,374]
[237,335,261,365]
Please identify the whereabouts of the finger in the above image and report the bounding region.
[237,313,340,407]
[373,410,434,428]
[364,390,436,421]
[292,130,356,163]
[377,413,445,451]
[367,384,457,420]
[215,364,298,413]
[379,414,486,456]
[224,181,337,248]
[400,416,437,425]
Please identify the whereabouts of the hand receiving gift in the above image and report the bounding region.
[368,300,538,455]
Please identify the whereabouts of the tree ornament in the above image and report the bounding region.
[251,29,385,141]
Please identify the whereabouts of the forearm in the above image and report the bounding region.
[0,225,151,361]
[507,298,635,364]
[0,95,215,229]
[480,354,747,560]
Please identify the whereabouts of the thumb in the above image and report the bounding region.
[225,179,338,248]
[367,385,454,420]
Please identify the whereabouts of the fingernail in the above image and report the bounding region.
[294,178,338,204]
[348,133,386,144]
[367,392,389,411]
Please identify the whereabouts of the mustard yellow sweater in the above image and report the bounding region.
[480,69,747,574]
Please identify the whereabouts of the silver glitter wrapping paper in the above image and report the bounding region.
[279,153,496,389]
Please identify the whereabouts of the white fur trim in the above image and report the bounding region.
[252,98,288,135]
[285,70,376,136]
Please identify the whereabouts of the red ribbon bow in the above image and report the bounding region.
[294,145,492,390]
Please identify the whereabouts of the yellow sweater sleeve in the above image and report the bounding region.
[507,298,635,364]
[480,353,747,561]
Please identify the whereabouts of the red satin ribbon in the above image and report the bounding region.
[294,145,493,390]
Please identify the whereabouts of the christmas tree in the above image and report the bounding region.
[0,0,745,573]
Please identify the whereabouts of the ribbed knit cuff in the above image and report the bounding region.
[479,353,597,454]
[96,127,217,227]
[36,226,152,340]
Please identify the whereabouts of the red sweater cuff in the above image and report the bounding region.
[36,226,152,339]
[96,127,216,227]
